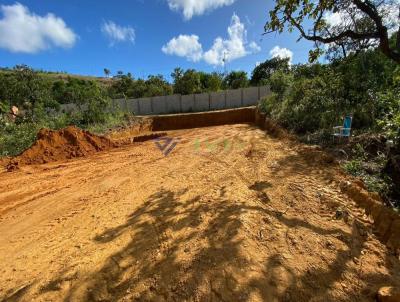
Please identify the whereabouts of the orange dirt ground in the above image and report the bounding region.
[8,126,116,168]
[0,124,399,302]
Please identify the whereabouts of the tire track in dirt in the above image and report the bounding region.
[0,124,399,302]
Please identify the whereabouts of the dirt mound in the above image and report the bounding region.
[9,126,116,167]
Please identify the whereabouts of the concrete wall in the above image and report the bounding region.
[152,96,167,115]
[195,93,210,112]
[181,94,195,113]
[243,87,259,106]
[138,98,152,115]
[226,89,242,108]
[210,91,226,110]
[166,95,181,114]
[126,99,139,114]
[60,85,270,116]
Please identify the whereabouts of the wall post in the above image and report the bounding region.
[137,99,141,115]
[124,97,128,112]
[224,90,227,109]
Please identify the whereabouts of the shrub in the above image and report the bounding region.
[0,122,39,157]
[343,159,364,176]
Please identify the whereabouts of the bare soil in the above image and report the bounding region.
[0,124,399,302]
[9,126,116,167]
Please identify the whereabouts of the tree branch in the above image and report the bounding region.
[397,7,400,51]
[352,0,399,63]
[288,3,400,63]
[265,0,400,63]
[287,13,379,43]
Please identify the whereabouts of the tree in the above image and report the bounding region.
[115,70,124,79]
[81,81,111,124]
[145,75,173,97]
[11,65,53,119]
[265,0,400,63]
[109,73,135,98]
[250,57,290,85]
[171,68,184,88]
[199,72,223,92]
[172,69,201,95]
[103,68,111,78]
[223,71,249,89]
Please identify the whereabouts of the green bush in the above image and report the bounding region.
[259,49,398,136]
[343,160,364,176]
[260,70,342,133]
[0,122,39,157]
[85,111,130,134]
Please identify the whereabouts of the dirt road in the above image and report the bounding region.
[0,124,399,301]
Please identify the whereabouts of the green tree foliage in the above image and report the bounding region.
[199,72,223,92]
[51,77,112,125]
[0,66,125,156]
[171,69,225,94]
[109,73,172,98]
[260,48,398,134]
[0,65,54,121]
[265,0,400,63]
[172,68,202,95]
[103,68,111,78]
[223,71,249,89]
[250,57,290,85]
[109,73,135,98]
[81,82,111,124]
[145,75,173,97]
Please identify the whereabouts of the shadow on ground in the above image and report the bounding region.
[13,132,399,302]
[39,188,393,301]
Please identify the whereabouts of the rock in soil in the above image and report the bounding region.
[377,286,400,302]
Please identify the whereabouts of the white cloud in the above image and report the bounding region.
[167,0,236,20]
[162,14,261,66]
[101,21,135,46]
[249,41,261,53]
[0,3,77,53]
[269,46,293,64]
[204,14,250,65]
[161,34,203,61]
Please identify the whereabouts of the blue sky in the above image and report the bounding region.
[0,0,315,80]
